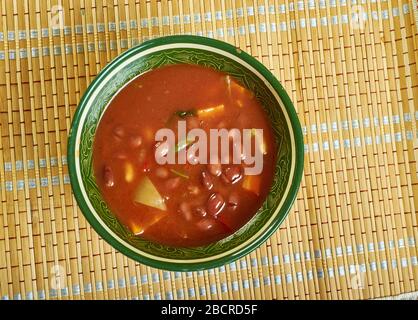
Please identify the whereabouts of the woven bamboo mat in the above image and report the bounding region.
[0,0,417,300]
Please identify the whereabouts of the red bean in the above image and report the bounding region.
[207,192,225,217]
[194,206,207,218]
[207,163,222,176]
[165,177,181,190]
[228,192,239,210]
[179,202,193,221]
[103,166,114,187]
[201,171,214,190]
[129,135,143,148]
[196,218,217,231]
[222,166,242,184]
[155,167,169,178]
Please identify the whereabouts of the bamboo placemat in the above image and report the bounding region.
[0,0,417,300]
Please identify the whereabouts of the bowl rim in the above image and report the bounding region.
[68,35,304,271]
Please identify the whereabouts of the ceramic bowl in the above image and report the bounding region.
[68,35,303,271]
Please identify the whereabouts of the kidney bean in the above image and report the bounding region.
[207,192,225,217]
[179,202,193,221]
[207,163,222,176]
[222,166,242,184]
[196,218,217,231]
[155,167,169,179]
[129,135,143,148]
[103,166,114,187]
[201,171,214,190]
[228,192,239,210]
[194,206,207,218]
[165,177,181,190]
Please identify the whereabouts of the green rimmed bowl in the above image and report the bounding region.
[68,35,303,271]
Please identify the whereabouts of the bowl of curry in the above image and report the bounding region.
[68,35,303,271]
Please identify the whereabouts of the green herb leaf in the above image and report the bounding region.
[175,110,196,118]
[170,169,189,179]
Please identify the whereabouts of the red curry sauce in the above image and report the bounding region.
[93,64,277,247]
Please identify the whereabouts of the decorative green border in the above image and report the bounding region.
[80,48,289,257]
[68,35,304,271]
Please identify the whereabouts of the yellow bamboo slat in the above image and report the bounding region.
[0,0,417,300]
